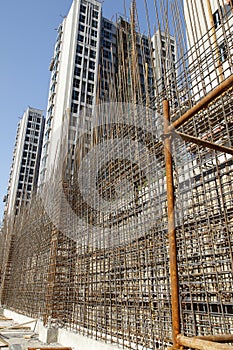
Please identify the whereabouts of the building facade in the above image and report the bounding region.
[38,0,177,187]
[39,0,104,186]
[3,107,44,218]
[183,0,233,99]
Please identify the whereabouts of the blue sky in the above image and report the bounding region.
[0,0,151,221]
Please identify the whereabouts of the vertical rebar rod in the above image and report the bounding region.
[163,99,181,349]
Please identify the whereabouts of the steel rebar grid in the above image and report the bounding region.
[1,1,233,348]
[168,74,233,132]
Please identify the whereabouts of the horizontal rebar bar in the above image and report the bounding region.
[168,74,233,131]
[176,131,233,155]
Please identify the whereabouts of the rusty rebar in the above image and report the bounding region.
[176,131,233,155]
[168,74,233,131]
[163,99,181,349]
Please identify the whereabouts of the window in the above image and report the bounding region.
[104,30,112,39]
[90,49,96,59]
[93,10,99,19]
[77,44,83,54]
[87,83,94,93]
[142,37,149,46]
[87,95,93,105]
[104,21,112,30]
[74,66,81,76]
[219,42,227,62]
[78,34,84,42]
[81,81,86,93]
[92,20,98,28]
[79,14,85,23]
[81,93,85,102]
[88,71,95,81]
[75,55,82,65]
[91,29,97,37]
[71,103,78,113]
[213,9,221,28]
[83,59,88,68]
[72,90,79,101]
[80,4,86,13]
[79,24,85,32]
[73,78,80,88]
[90,39,97,47]
[103,50,111,59]
[89,61,95,70]
[103,40,111,49]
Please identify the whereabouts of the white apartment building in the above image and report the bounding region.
[39,0,177,186]
[183,0,233,99]
[3,107,44,218]
[39,0,106,186]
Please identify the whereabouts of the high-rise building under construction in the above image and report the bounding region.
[38,0,176,186]
[3,107,44,219]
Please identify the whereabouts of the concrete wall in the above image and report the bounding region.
[3,309,119,350]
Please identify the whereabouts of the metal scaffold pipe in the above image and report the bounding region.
[168,74,233,131]
[163,99,181,350]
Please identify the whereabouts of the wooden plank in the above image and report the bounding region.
[0,317,12,321]
[0,326,31,330]
[0,336,8,348]
[0,319,37,331]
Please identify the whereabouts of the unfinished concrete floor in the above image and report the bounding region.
[0,308,68,350]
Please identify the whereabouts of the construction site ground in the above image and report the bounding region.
[0,308,68,350]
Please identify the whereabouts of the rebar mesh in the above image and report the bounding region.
[1,1,233,350]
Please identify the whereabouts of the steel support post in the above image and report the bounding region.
[163,99,181,349]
